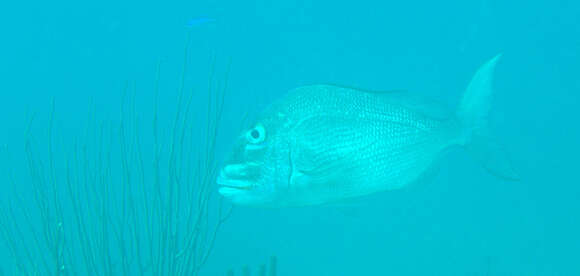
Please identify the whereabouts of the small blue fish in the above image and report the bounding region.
[186,16,216,28]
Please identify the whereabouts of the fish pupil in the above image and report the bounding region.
[251,129,260,139]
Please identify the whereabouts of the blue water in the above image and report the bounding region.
[0,0,578,275]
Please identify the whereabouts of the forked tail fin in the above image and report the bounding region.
[456,54,519,180]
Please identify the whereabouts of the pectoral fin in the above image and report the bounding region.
[288,139,347,190]
[287,116,371,192]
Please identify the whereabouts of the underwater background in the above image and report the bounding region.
[0,0,578,275]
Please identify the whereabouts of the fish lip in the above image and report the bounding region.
[217,171,253,191]
[218,184,252,191]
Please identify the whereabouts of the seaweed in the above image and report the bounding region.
[0,33,233,275]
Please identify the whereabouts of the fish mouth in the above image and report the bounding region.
[217,167,254,196]
[217,175,253,189]
[217,164,259,187]
[217,181,253,191]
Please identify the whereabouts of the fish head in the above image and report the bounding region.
[217,114,293,207]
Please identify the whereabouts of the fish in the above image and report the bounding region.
[186,16,216,28]
[217,55,518,207]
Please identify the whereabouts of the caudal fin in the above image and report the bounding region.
[456,54,519,180]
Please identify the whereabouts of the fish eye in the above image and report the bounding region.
[246,124,266,144]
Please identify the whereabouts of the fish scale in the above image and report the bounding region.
[288,110,454,201]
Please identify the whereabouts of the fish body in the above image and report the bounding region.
[218,55,518,207]
[186,16,216,27]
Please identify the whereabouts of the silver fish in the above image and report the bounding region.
[218,55,518,207]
